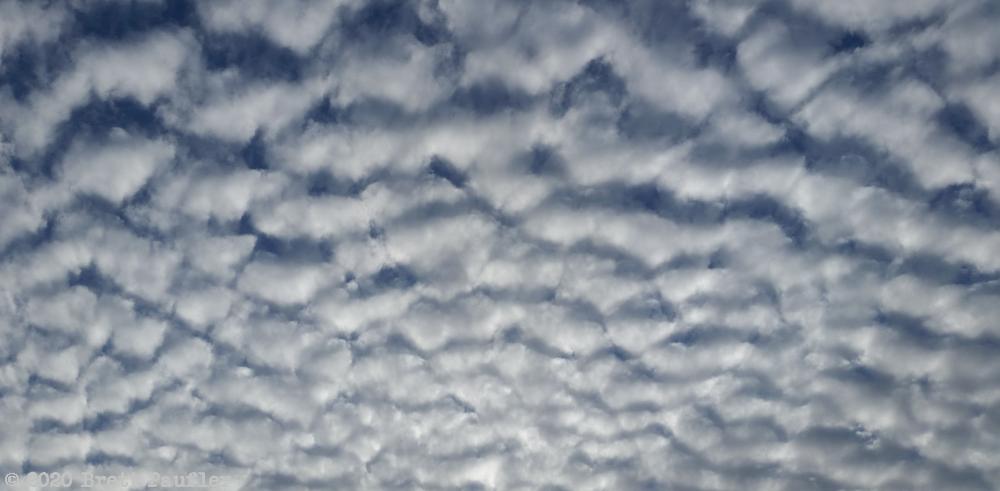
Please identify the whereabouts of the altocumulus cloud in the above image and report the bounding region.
[1,0,1000,489]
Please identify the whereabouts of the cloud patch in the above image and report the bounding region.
[1,1,999,490]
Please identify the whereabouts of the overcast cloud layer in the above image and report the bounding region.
[2,0,1000,489]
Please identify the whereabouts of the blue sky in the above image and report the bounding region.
[1,0,1000,489]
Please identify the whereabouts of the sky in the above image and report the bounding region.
[1,0,1000,489]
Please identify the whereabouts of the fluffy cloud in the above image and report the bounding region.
[0,0,66,60]
[1,1,999,489]
[59,131,175,205]
[2,30,191,156]
[197,0,355,54]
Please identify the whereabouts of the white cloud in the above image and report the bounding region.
[198,0,355,54]
[111,316,167,360]
[612,45,737,120]
[183,234,257,281]
[269,123,396,177]
[174,286,234,330]
[935,4,1000,76]
[2,1,1000,489]
[447,1,617,94]
[237,259,337,306]
[787,0,956,32]
[154,168,286,222]
[0,171,44,249]
[332,41,454,112]
[184,80,326,143]
[251,194,369,240]
[691,0,757,36]
[796,79,977,188]
[738,21,843,110]
[706,108,785,147]
[4,31,191,155]
[958,74,1000,141]
[59,132,175,205]
[0,0,66,61]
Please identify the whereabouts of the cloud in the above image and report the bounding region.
[0,171,45,250]
[182,80,326,143]
[237,259,337,306]
[0,0,67,60]
[1,0,999,489]
[959,74,1000,141]
[737,20,844,111]
[786,0,954,31]
[2,30,191,156]
[58,131,175,205]
[197,0,354,54]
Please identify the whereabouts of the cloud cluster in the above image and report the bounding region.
[1,0,999,489]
